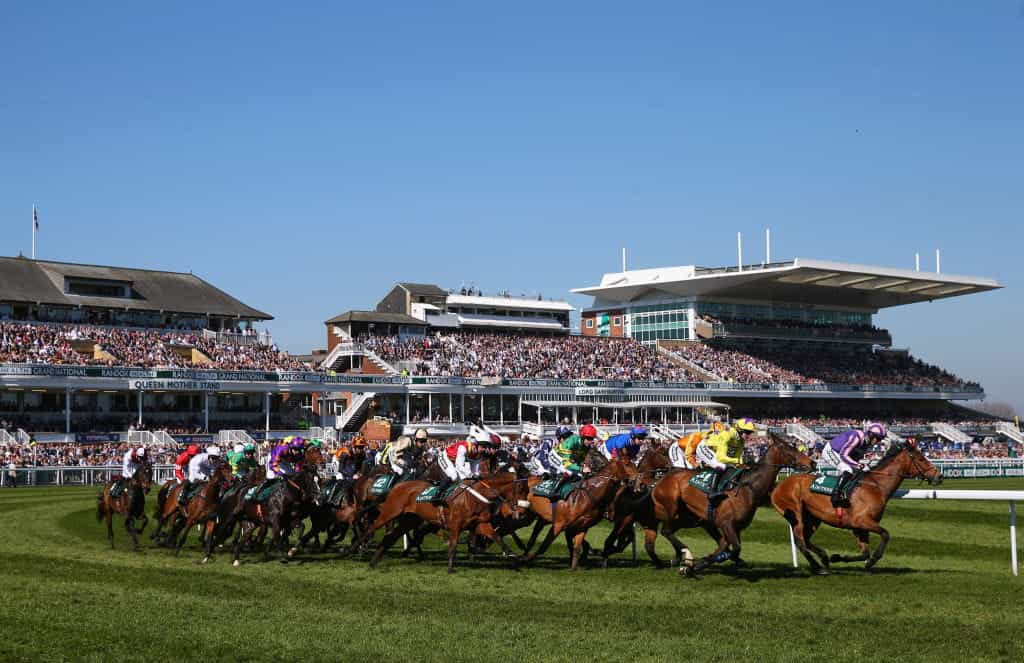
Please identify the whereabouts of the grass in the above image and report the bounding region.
[0,478,1022,663]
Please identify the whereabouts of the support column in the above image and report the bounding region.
[65,388,72,434]
[1011,501,1019,577]
[264,392,270,433]
[203,392,210,433]
[449,393,453,423]
[137,388,143,427]
[405,394,411,424]
[428,393,433,424]
[499,395,504,426]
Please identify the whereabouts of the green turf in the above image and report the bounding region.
[1,479,1022,663]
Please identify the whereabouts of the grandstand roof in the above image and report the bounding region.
[446,293,574,312]
[572,259,1002,310]
[0,256,271,319]
[324,310,426,325]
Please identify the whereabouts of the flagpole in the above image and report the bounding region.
[31,205,37,260]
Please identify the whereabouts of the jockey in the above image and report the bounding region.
[696,418,756,503]
[389,435,414,476]
[669,431,705,469]
[549,425,592,478]
[226,443,245,475]
[603,426,647,460]
[121,447,147,479]
[267,436,306,479]
[180,445,221,505]
[824,423,887,507]
[174,444,200,483]
[234,443,260,479]
[434,438,481,501]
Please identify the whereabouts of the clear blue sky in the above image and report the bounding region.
[2,2,1021,410]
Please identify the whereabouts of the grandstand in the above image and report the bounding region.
[1,255,1019,457]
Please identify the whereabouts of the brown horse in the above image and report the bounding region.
[366,470,520,573]
[151,478,185,545]
[96,462,153,550]
[167,461,234,556]
[523,454,639,570]
[599,442,676,566]
[771,441,942,574]
[230,465,321,565]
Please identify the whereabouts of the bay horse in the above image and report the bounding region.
[96,461,153,551]
[150,478,182,545]
[198,466,266,564]
[523,452,639,570]
[229,465,321,565]
[168,461,234,556]
[771,441,942,574]
[599,442,676,566]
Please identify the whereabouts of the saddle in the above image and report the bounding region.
[109,478,129,499]
[221,478,248,501]
[320,478,351,508]
[415,483,460,504]
[369,473,397,498]
[532,477,580,502]
[688,467,745,495]
[809,472,865,501]
[244,478,283,503]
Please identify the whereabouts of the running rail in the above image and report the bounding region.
[785,489,1024,576]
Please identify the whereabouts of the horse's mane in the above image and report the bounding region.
[586,448,609,472]
[872,442,908,469]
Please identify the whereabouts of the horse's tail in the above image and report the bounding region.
[95,491,105,522]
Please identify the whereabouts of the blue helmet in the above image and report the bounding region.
[555,426,574,439]
[630,426,648,438]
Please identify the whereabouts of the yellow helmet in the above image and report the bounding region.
[733,418,757,434]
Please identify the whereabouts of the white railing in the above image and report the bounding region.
[127,430,153,446]
[0,429,16,445]
[997,422,1024,445]
[151,430,177,447]
[16,429,31,445]
[318,342,399,375]
[931,421,972,445]
[0,464,178,487]
[217,429,255,447]
[308,426,337,444]
[785,423,823,446]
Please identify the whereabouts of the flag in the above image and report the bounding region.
[33,206,39,230]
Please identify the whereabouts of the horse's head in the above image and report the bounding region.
[138,462,154,494]
[305,446,325,467]
[299,466,322,504]
[893,441,943,485]
[608,456,639,483]
[766,433,815,472]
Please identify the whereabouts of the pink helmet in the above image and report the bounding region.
[866,423,887,440]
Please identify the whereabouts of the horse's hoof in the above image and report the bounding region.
[287,547,298,558]
[813,567,831,576]
[200,557,209,565]
[232,560,241,567]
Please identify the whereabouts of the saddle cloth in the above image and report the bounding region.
[532,478,580,501]
[415,483,460,504]
[688,467,744,495]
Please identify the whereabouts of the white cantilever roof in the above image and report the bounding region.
[571,259,1002,310]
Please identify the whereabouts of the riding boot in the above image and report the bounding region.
[177,479,190,506]
[831,472,852,508]
[433,477,452,504]
[708,470,727,505]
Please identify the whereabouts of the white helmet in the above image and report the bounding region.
[206,445,221,456]
[233,443,244,454]
[136,447,146,457]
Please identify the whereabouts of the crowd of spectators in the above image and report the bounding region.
[0,322,305,371]
[366,332,702,381]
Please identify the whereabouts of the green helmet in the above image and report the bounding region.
[243,443,256,453]
[309,439,323,449]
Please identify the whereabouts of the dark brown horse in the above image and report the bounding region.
[772,441,941,574]
[198,466,266,564]
[599,442,676,566]
[96,462,153,550]
[523,453,639,570]
[167,461,234,556]
[229,465,321,565]
[150,478,182,545]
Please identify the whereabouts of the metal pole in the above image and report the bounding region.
[203,393,209,432]
[137,388,143,427]
[65,388,71,434]
[1011,500,1018,577]
[631,522,638,564]
[264,393,270,433]
[789,526,799,568]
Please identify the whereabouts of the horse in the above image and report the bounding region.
[364,450,520,572]
[771,441,942,574]
[96,461,153,551]
[523,451,639,570]
[229,465,321,565]
[602,434,813,574]
[150,478,183,545]
[198,466,266,564]
[166,461,234,556]
[598,442,676,566]
[680,435,814,575]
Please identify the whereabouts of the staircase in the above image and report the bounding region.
[0,429,16,445]
[151,430,177,447]
[308,426,338,444]
[217,429,256,447]
[16,429,31,445]
[338,393,375,432]
[930,422,972,445]
[996,421,1024,445]
[784,423,823,446]
[319,342,400,375]
[656,342,722,381]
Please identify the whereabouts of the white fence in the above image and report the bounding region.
[786,489,1023,576]
[0,464,178,487]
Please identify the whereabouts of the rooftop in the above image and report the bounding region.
[324,310,427,325]
[0,256,271,319]
[446,293,574,312]
[572,258,1002,310]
